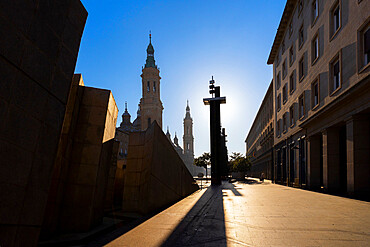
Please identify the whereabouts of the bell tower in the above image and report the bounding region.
[139,33,163,130]
[183,100,194,155]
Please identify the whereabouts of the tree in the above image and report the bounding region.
[228,152,251,173]
[194,152,211,178]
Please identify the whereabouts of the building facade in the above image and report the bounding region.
[245,81,274,180]
[268,0,370,197]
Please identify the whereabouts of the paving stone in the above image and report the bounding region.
[91,179,370,247]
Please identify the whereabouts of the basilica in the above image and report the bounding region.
[115,34,203,176]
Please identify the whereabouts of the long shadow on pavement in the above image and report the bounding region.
[161,183,227,247]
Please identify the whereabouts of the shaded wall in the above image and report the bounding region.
[59,86,118,232]
[123,122,199,215]
[0,1,87,245]
[113,130,130,208]
[41,74,85,238]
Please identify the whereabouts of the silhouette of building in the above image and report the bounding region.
[166,101,205,176]
[245,80,274,180]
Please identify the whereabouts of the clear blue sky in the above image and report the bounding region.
[76,0,286,157]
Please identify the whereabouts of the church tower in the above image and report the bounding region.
[139,33,163,130]
[183,101,194,155]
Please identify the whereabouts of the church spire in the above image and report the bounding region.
[185,100,191,119]
[145,32,156,68]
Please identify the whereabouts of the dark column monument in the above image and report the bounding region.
[203,77,226,185]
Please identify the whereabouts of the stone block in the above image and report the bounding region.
[0,140,33,187]
[0,0,37,33]
[68,0,88,35]
[62,18,84,57]
[0,183,26,225]
[0,15,25,66]
[44,95,66,131]
[88,107,108,125]
[82,88,110,108]
[0,57,16,102]
[50,67,72,105]
[13,226,40,246]
[28,13,60,62]
[0,104,41,153]
[57,44,78,80]
[36,0,70,36]
[19,184,49,226]
[0,225,17,246]
[80,144,102,165]
[35,124,61,164]
[20,40,53,90]
[11,73,48,122]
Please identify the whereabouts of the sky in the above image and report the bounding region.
[76,0,286,157]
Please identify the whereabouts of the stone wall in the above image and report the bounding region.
[41,75,119,237]
[41,74,85,238]
[123,122,199,215]
[0,1,87,245]
[113,129,130,208]
[58,85,118,232]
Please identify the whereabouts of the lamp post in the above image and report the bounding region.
[203,76,226,185]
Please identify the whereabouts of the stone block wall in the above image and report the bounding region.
[41,74,85,238]
[59,86,118,232]
[0,1,87,245]
[123,122,199,215]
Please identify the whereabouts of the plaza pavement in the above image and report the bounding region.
[89,178,370,247]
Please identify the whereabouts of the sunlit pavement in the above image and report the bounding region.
[91,178,370,247]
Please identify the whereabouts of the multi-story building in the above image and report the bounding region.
[268,0,369,197]
[245,81,274,180]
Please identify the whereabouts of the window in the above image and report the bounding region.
[187,126,189,134]
[276,53,280,65]
[276,72,281,89]
[148,117,151,126]
[311,79,319,108]
[187,143,190,150]
[283,113,287,132]
[359,22,370,71]
[153,81,156,92]
[277,119,281,136]
[312,34,319,64]
[282,40,286,54]
[299,55,305,81]
[330,55,341,93]
[312,0,318,24]
[289,21,293,37]
[289,46,294,65]
[364,26,370,66]
[283,84,287,104]
[282,60,287,79]
[299,24,304,48]
[289,72,295,94]
[298,93,305,119]
[289,105,295,127]
[330,1,341,39]
[298,0,303,15]
[277,94,281,111]
[147,81,150,92]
